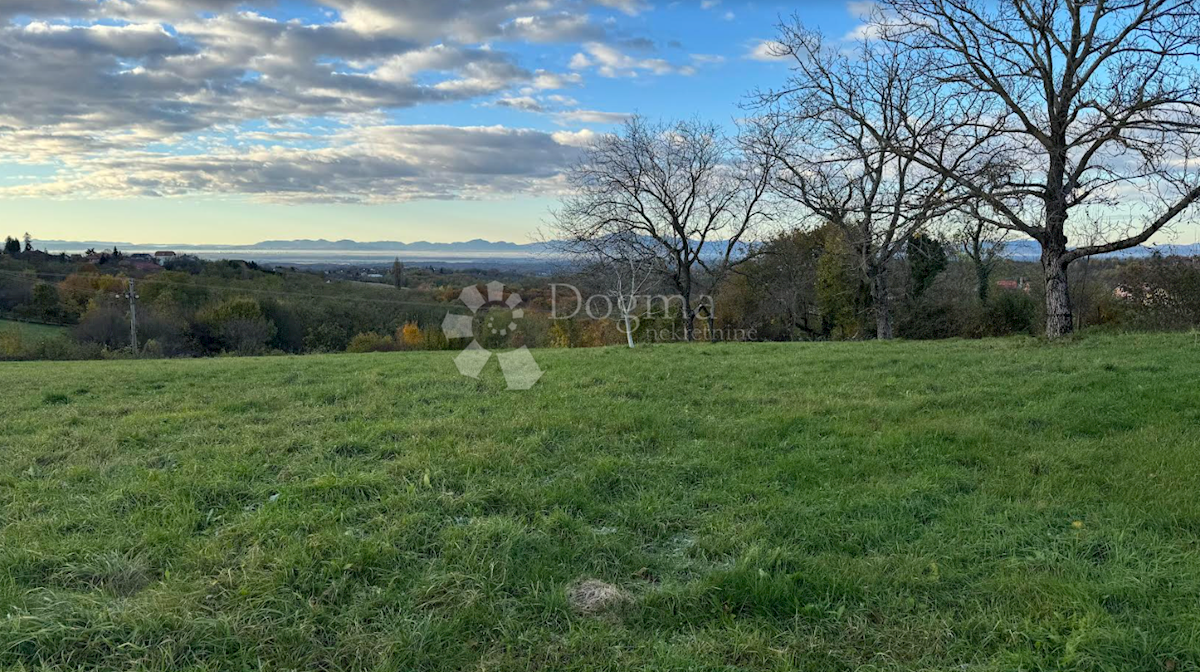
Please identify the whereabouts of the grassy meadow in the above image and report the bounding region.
[1,334,1199,670]
[0,319,67,342]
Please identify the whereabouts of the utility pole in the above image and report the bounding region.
[122,279,139,355]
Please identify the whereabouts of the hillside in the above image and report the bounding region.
[0,319,67,341]
[2,335,1199,670]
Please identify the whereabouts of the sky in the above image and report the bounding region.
[0,0,868,245]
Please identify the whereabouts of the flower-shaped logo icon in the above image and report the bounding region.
[441,281,543,390]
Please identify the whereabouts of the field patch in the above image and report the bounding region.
[0,334,1198,670]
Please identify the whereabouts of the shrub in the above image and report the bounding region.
[304,323,350,352]
[140,339,166,358]
[346,331,397,353]
[968,290,1038,337]
[549,320,575,348]
[194,297,276,355]
[897,299,961,340]
[420,325,451,350]
[1114,256,1200,330]
[398,322,422,349]
[0,329,104,361]
[0,329,24,359]
[74,302,131,349]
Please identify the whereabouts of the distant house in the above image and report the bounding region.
[996,277,1031,293]
[154,251,177,265]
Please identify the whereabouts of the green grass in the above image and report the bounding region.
[2,333,1199,671]
[0,318,67,342]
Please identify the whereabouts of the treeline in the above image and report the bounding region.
[719,228,1200,342]
[1,237,1198,361]
[0,250,530,360]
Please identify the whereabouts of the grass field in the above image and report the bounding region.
[0,318,67,342]
[2,334,1199,671]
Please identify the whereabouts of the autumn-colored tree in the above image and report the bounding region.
[398,322,422,349]
[58,273,125,316]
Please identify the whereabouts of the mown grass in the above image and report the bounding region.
[1,333,1199,671]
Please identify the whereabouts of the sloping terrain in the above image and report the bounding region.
[1,335,1198,670]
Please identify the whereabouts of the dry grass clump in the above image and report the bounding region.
[567,579,631,616]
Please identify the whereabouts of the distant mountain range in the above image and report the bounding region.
[29,237,1200,265]
[34,238,548,254]
[1002,239,1200,261]
[31,238,553,266]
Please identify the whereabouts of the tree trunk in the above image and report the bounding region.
[682,299,695,342]
[623,312,635,349]
[975,261,990,303]
[1042,247,1074,339]
[679,271,695,342]
[1043,148,1074,339]
[872,269,893,340]
[707,313,716,343]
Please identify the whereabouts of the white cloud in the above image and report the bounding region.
[494,96,545,112]
[501,13,607,42]
[529,70,584,90]
[570,42,697,78]
[550,128,598,147]
[593,0,649,15]
[846,1,879,17]
[490,94,626,128]
[0,125,587,203]
[569,52,593,69]
[746,39,788,62]
[553,109,631,124]
[0,3,610,148]
[0,0,666,203]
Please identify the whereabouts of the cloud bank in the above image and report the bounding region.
[0,0,700,203]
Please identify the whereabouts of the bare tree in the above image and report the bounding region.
[949,202,1012,303]
[748,22,959,339]
[548,231,658,348]
[879,0,1200,337]
[696,146,778,341]
[552,116,775,342]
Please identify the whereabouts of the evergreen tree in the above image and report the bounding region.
[907,233,948,300]
[391,258,405,289]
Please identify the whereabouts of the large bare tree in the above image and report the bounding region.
[552,116,775,342]
[748,23,960,339]
[879,0,1200,337]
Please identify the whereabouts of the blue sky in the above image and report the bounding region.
[0,1,864,245]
